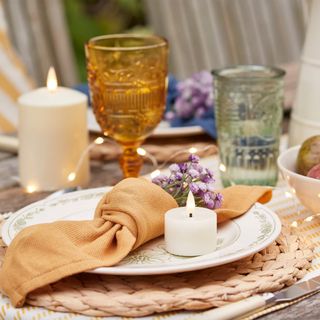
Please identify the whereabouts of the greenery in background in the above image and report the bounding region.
[63,0,148,82]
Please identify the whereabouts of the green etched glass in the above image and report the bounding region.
[212,65,285,187]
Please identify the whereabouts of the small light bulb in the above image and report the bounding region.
[291,221,298,228]
[137,148,147,156]
[285,191,293,198]
[188,147,198,154]
[150,169,161,179]
[219,163,226,172]
[305,216,314,222]
[94,137,104,145]
[26,185,36,193]
[68,172,76,181]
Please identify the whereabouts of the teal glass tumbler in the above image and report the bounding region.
[212,65,285,187]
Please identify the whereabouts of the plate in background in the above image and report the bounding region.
[87,109,204,138]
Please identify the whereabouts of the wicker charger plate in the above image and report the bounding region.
[0,224,311,318]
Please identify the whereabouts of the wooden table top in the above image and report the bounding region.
[0,130,318,320]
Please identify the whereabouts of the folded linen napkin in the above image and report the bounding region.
[216,185,272,223]
[0,178,272,307]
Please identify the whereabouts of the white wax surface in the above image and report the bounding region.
[18,87,87,108]
[165,207,217,256]
[18,86,90,191]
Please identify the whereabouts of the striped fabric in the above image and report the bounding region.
[0,1,34,133]
[144,0,310,79]
[3,0,78,88]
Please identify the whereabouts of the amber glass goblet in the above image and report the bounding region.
[86,34,168,177]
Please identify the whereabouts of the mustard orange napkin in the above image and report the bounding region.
[0,178,271,307]
[216,185,272,223]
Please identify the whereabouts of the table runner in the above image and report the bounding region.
[0,156,319,319]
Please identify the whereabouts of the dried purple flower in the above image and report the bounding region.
[169,163,180,173]
[203,192,215,209]
[197,182,207,193]
[151,156,222,210]
[174,172,183,180]
[207,184,216,192]
[189,168,200,179]
[189,182,200,194]
[178,162,188,173]
[164,110,175,121]
[152,174,169,188]
[189,154,200,163]
[165,70,214,120]
[214,193,223,208]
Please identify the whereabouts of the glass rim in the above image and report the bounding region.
[86,34,168,51]
[211,65,286,80]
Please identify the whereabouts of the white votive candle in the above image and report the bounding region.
[18,67,90,191]
[165,191,217,256]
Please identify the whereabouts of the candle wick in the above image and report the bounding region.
[189,213,193,218]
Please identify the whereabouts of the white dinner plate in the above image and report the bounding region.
[87,109,204,138]
[2,187,281,275]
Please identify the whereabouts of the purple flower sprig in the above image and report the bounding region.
[152,154,223,210]
[165,70,214,121]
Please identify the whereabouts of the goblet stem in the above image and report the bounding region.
[119,143,143,178]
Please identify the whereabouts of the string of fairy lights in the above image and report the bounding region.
[24,135,317,229]
[24,135,215,193]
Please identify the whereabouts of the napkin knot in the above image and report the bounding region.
[0,178,178,307]
[0,178,271,309]
[94,178,178,249]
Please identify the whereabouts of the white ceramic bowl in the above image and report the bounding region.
[277,145,320,214]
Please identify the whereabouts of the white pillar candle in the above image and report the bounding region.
[18,67,90,191]
[165,191,217,256]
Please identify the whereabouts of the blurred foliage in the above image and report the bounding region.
[63,0,147,81]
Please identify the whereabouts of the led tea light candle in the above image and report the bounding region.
[165,191,217,256]
[18,67,90,191]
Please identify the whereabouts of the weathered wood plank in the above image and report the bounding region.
[0,139,318,318]
[0,155,18,191]
[0,187,49,213]
[0,151,13,161]
[260,291,320,320]
[0,155,154,212]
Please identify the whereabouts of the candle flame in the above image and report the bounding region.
[47,66,58,92]
[186,191,195,217]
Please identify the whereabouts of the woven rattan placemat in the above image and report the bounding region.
[0,223,312,318]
